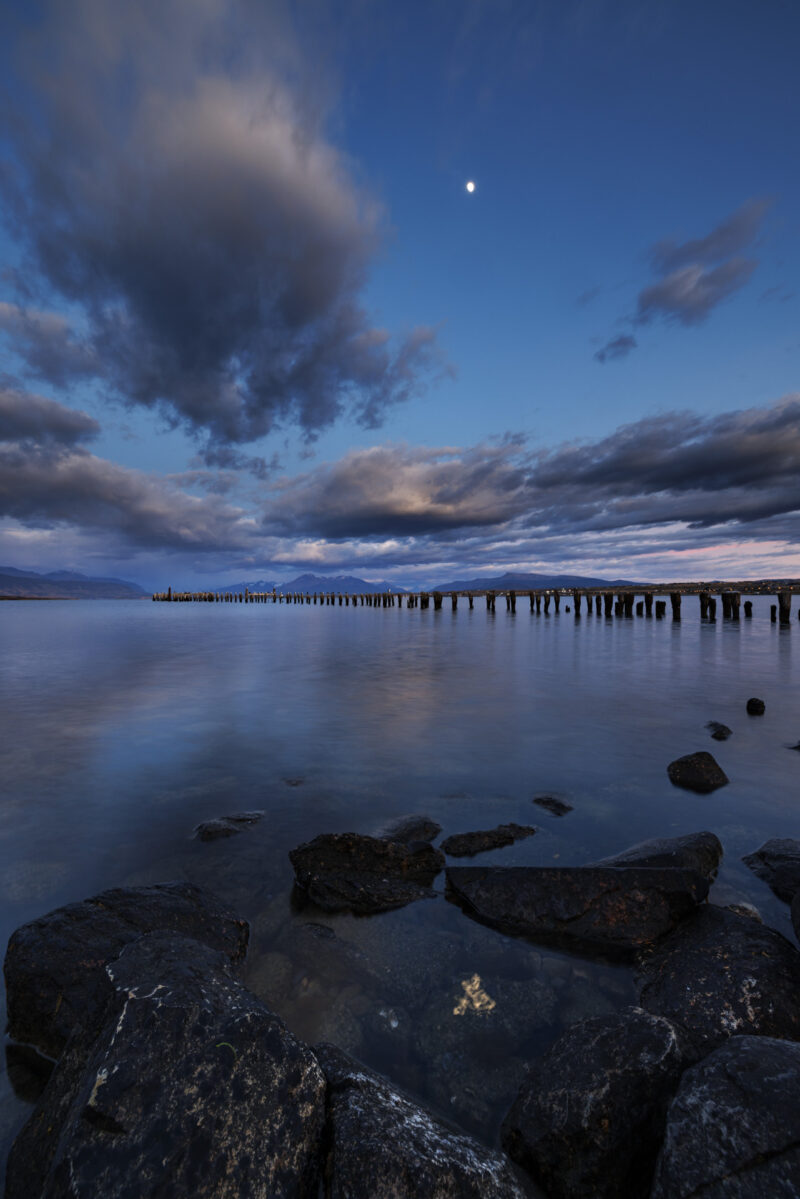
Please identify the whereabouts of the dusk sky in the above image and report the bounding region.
[1,0,799,588]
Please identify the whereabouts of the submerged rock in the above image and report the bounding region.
[595,830,723,880]
[742,837,800,902]
[6,933,326,1199]
[3,881,249,1059]
[289,832,444,914]
[379,815,442,844]
[502,1008,693,1199]
[441,824,537,857]
[314,1042,538,1198]
[666,751,729,793]
[446,866,708,957]
[194,811,264,841]
[532,796,573,817]
[637,905,800,1051]
[651,1036,800,1199]
[746,696,766,715]
[706,721,732,741]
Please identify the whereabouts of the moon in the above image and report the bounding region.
[465,180,476,193]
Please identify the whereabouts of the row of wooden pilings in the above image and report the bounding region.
[151,587,798,623]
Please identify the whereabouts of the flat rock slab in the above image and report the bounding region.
[742,837,800,902]
[637,905,800,1051]
[502,1007,692,1199]
[6,933,326,1199]
[3,881,249,1059]
[289,832,445,914]
[194,811,264,841]
[446,866,708,958]
[651,1036,800,1199]
[666,751,729,793]
[706,721,732,741]
[314,1042,539,1198]
[441,823,537,857]
[532,796,573,817]
[595,831,723,880]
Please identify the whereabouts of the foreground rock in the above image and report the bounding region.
[742,837,800,902]
[3,881,249,1059]
[446,866,708,957]
[595,830,723,880]
[502,1008,692,1199]
[441,823,537,857]
[746,696,766,715]
[638,905,800,1051]
[706,720,732,740]
[6,933,326,1199]
[532,796,573,817]
[289,832,445,914]
[666,751,729,793]
[315,1042,538,1198]
[194,811,264,841]
[651,1036,800,1198]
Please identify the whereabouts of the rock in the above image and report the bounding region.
[532,796,573,817]
[706,721,732,741]
[194,811,264,841]
[742,838,800,902]
[746,696,766,715]
[595,830,723,880]
[666,751,729,792]
[502,1008,693,1199]
[637,905,800,1051]
[446,866,708,958]
[379,815,442,844]
[441,824,537,857]
[3,880,249,1059]
[792,892,800,943]
[5,1042,54,1104]
[314,1042,538,1198]
[289,832,445,914]
[790,741,800,752]
[651,1035,800,1198]
[5,933,326,1199]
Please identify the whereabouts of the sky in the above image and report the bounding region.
[0,0,799,589]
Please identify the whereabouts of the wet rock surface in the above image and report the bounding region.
[314,1042,539,1198]
[637,905,800,1051]
[3,881,249,1059]
[378,815,442,844]
[746,696,766,715]
[706,721,732,740]
[446,865,708,957]
[502,1008,693,1199]
[666,751,729,792]
[6,933,327,1199]
[532,796,573,817]
[441,823,537,857]
[194,811,264,841]
[289,832,445,914]
[742,837,800,902]
[651,1036,800,1199]
[595,830,723,880]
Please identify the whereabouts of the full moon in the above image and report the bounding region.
[465,180,476,193]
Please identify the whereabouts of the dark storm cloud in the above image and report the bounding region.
[0,384,99,445]
[649,199,770,274]
[1,0,445,446]
[594,334,637,363]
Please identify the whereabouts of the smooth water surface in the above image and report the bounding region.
[1,596,799,1162]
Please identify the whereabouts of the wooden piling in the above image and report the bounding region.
[636,601,644,616]
[655,600,666,618]
[779,590,792,624]
[603,593,613,617]
[744,600,753,618]
[699,592,709,618]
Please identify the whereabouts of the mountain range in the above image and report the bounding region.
[0,567,148,599]
[430,571,637,592]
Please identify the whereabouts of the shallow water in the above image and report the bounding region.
[1,596,799,1163]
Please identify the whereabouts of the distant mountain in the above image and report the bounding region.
[207,573,406,595]
[430,570,637,592]
[0,566,147,599]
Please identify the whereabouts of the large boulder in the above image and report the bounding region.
[314,1042,538,1198]
[502,1008,693,1199]
[289,832,444,914]
[446,866,708,957]
[666,751,729,793]
[441,824,537,857]
[742,837,800,902]
[637,905,800,1051]
[6,933,326,1199]
[595,830,723,880]
[651,1036,800,1198]
[3,881,249,1059]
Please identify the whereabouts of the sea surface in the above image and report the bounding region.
[1,595,799,1168]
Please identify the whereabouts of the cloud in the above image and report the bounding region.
[1,0,446,446]
[650,198,770,273]
[594,334,637,363]
[0,302,98,386]
[0,384,99,445]
[635,259,757,327]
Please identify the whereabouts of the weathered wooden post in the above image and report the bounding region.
[699,592,709,618]
[624,593,635,618]
[636,601,644,616]
[432,592,442,610]
[644,593,652,617]
[468,595,473,609]
[743,600,753,618]
[167,586,172,602]
[730,593,741,621]
[720,593,732,619]
[544,594,550,614]
[572,591,581,616]
[655,600,666,618]
[451,594,458,611]
[594,595,601,615]
[771,604,777,622]
[670,593,681,621]
[553,594,560,613]
[529,592,535,612]
[614,599,623,616]
[779,591,792,624]
[603,593,613,617]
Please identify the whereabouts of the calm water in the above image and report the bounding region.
[1,596,799,1163]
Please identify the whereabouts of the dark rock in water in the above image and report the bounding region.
[790,740,800,752]
[314,1042,538,1198]
[746,696,766,715]
[289,832,445,914]
[379,815,442,844]
[502,1008,693,1199]
[637,905,800,1051]
[441,823,537,857]
[666,751,728,793]
[532,796,573,817]
[792,892,800,944]
[5,933,326,1199]
[446,866,708,958]
[742,838,800,902]
[651,1035,800,1199]
[194,810,264,841]
[595,831,723,880]
[706,720,732,741]
[4,1043,54,1104]
[3,881,249,1059]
